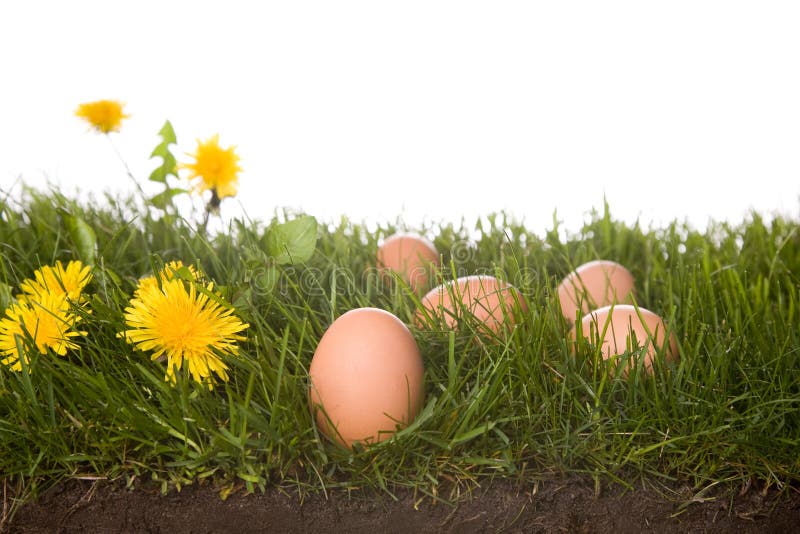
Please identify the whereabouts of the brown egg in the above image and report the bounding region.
[376,233,440,293]
[571,304,679,377]
[308,307,425,448]
[557,260,636,323]
[417,275,527,334]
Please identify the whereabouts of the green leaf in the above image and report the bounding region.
[148,153,177,183]
[450,421,496,447]
[150,188,188,210]
[232,286,253,309]
[149,120,179,184]
[150,143,175,161]
[237,472,264,484]
[252,266,280,294]
[64,214,97,266]
[266,216,318,265]
[0,282,12,312]
[157,120,177,146]
[242,246,269,268]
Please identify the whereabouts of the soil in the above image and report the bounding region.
[4,476,799,533]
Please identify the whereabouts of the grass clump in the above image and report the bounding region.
[1,187,799,510]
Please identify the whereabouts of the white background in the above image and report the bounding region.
[2,1,799,235]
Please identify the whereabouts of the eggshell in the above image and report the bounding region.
[557,260,636,323]
[417,275,527,334]
[376,234,440,293]
[571,304,679,377]
[308,307,425,448]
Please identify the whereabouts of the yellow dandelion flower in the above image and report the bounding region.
[135,260,202,296]
[0,293,85,371]
[75,99,129,134]
[121,278,248,388]
[183,135,242,200]
[19,260,92,303]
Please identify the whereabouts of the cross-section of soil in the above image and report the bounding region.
[5,477,799,533]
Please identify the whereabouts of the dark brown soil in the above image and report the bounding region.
[4,476,799,533]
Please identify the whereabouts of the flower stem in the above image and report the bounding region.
[200,188,220,234]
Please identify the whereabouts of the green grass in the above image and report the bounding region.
[1,186,799,510]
